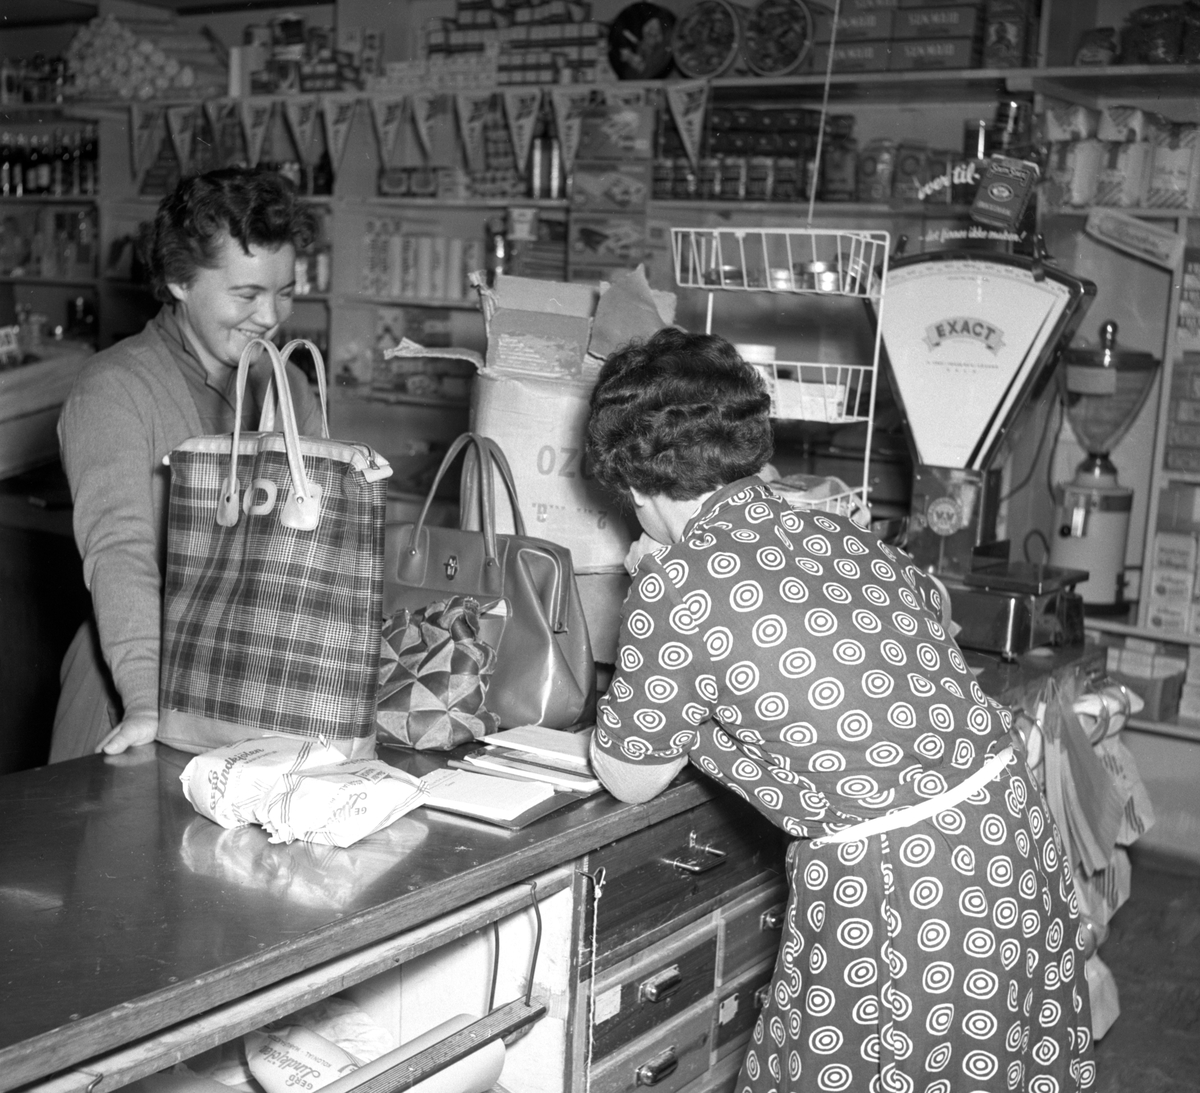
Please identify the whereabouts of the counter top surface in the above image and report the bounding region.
[0,744,717,1090]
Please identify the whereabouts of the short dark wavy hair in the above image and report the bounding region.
[586,328,773,501]
[138,168,318,302]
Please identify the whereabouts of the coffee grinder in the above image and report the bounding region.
[1049,321,1160,610]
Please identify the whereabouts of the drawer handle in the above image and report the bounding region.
[635,1046,679,1086]
[760,905,786,931]
[754,984,772,1009]
[639,964,682,1003]
[664,835,727,874]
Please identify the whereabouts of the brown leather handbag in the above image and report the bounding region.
[383,433,595,730]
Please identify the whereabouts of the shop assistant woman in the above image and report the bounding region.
[51,168,323,761]
[586,328,1094,1093]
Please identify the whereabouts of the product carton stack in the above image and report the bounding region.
[1043,103,1200,211]
[806,0,1036,74]
[1166,352,1200,472]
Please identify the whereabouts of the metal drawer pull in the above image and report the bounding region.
[664,834,727,874]
[760,905,786,931]
[635,1046,679,1086]
[639,964,682,1003]
[754,984,772,1009]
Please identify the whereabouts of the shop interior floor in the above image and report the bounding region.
[1093,849,1200,1092]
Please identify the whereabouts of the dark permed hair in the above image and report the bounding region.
[586,327,774,502]
[137,167,319,302]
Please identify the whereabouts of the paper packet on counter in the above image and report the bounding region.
[259,760,425,848]
[179,737,347,829]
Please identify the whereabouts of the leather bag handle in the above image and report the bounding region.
[217,337,320,531]
[411,433,499,566]
[477,436,527,537]
[257,338,331,438]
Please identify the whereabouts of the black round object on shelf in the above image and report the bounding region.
[608,2,677,80]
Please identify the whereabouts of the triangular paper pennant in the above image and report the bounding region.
[549,87,593,176]
[165,104,198,177]
[456,90,492,174]
[240,97,274,168]
[502,88,541,176]
[322,93,359,172]
[409,91,438,160]
[369,95,408,168]
[282,96,321,166]
[129,104,166,182]
[666,79,710,170]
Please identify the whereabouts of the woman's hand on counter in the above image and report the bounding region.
[96,711,159,755]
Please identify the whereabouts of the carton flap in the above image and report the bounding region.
[493,273,599,317]
[487,310,592,378]
[383,337,484,371]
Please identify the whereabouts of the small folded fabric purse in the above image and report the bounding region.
[374,595,500,751]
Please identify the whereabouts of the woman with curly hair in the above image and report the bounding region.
[51,167,324,761]
[586,327,1094,1093]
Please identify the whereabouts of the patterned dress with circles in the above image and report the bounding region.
[595,478,1093,1093]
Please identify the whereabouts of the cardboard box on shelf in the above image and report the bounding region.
[1152,530,1199,571]
[569,161,651,213]
[888,37,980,69]
[809,41,892,72]
[1147,565,1196,601]
[813,8,894,41]
[892,5,982,38]
[1044,104,1100,143]
[1097,106,1153,144]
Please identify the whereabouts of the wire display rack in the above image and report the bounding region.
[671,226,891,518]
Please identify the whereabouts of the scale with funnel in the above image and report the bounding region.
[1049,321,1160,611]
[878,249,1097,658]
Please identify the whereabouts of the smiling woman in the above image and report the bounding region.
[50,168,325,763]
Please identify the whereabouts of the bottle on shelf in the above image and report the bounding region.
[24,133,42,195]
[80,124,98,197]
[11,133,26,197]
[51,129,67,197]
[0,131,11,197]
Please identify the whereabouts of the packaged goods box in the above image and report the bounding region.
[809,41,892,72]
[892,5,982,38]
[889,37,979,68]
[813,9,894,40]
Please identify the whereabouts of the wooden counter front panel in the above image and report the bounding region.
[717,884,786,985]
[591,1003,716,1093]
[585,797,784,972]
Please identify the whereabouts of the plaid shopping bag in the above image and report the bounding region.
[158,338,392,758]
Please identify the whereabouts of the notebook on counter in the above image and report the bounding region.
[482,726,594,773]
[418,766,595,830]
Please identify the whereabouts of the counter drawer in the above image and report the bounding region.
[586,797,783,969]
[718,883,786,985]
[591,919,717,1060]
[590,1002,715,1093]
[714,962,773,1062]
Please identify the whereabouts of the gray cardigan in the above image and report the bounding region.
[55,315,322,753]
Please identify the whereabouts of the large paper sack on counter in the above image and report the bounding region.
[469,269,675,572]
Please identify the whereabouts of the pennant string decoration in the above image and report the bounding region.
[322,94,359,173]
[240,98,275,169]
[166,104,198,177]
[502,88,541,177]
[549,88,594,177]
[455,91,492,175]
[283,96,321,166]
[409,91,438,161]
[666,79,710,171]
[129,104,166,184]
[370,95,408,169]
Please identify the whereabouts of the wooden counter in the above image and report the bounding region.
[0,744,729,1093]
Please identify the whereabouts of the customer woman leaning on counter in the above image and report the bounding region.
[585,329,1094,1093]
[51,167,323,762]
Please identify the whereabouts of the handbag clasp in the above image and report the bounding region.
[444,555,459,580]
